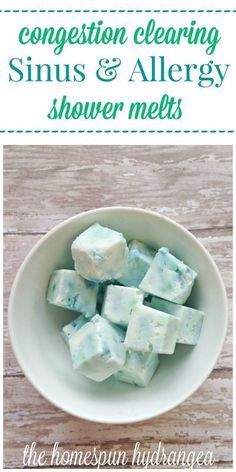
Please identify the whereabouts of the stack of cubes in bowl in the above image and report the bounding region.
[47,223,204,388]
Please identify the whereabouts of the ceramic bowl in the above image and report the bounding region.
[8,207,228,423]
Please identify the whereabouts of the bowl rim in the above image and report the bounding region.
[8,206,228,424]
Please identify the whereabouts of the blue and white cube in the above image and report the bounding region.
[68,314,126,382]
[115,351,159,387]
[47,269,98,317]
[118,240,156,288]
[71,223,128,283]
[101,284,144,327]
[147,297,204,345]
[125,304,178,355]
[140,247,197,304]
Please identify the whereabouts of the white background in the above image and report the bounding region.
[0,0,235,145]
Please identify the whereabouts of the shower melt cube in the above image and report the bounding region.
[61,315,88,346]
[71,223,128,283]
[68,315,126,382]
[101,285,144,327]
[147,297,204,345]
[125,304,178,354]
[118,240,156,288]
[47,269,98,317]
[140,247,197,304]
[115,351,159,387]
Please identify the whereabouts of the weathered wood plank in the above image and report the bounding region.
[4,145,232,469]
[4,145,232,233]
[4,227,232,376]
[4,370,232,468]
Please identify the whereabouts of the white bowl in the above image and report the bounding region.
[8,207,228,423]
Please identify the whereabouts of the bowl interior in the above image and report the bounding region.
[9,208,227,423]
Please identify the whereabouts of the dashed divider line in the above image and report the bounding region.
[0,9,236,13]
[0,129,234,134]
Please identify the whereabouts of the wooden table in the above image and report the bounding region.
[4,145,233,468]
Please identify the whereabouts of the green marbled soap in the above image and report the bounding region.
[140,247,197,304]
[47,269,98,317]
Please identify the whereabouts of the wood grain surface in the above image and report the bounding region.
[3,145,233,469]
